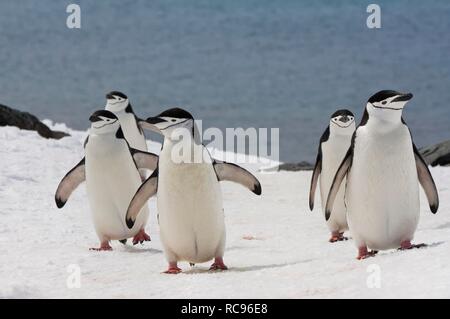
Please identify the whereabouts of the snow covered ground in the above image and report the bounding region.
[0,122,449,299]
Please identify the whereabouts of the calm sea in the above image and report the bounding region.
[1,0,449,162]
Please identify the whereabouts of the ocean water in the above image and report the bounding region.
[0,0,449,162]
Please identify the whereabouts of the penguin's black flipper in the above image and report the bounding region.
[83,136,89,148]
[130,148,159,171]
[325,148,352,221]
[55,158,86,208]
[309,127,330,211]
[126,168,159,229]
[309,148,323,211]
[213,160,262,195]
[413,144,439,214]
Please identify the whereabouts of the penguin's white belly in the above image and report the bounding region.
[158,162,224,263]
[86,142,149,241]
[320,138,350,232]
[346,128,419,250]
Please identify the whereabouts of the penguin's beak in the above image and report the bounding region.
[146,116,167,125]
[392,93,413,103]
[139,117,165,134]
[105,93,115,100]
[339,115,350,123]
[89,115,101,122]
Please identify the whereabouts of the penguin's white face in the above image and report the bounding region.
[330,114,355,129]
[145,108,195,139]
[89,110,120,134]
[369,94,412,111]
[329,109,356,136]
[366,90,413,123]
[105,91,129,111]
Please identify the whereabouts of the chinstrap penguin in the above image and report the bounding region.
[325,90,439,259]
[125,108,262,273]
[309,109,355,242]
[105,91,149,180]
[55,110,158,250]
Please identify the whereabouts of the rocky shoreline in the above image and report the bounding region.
[277,140,450,171]
[420,140,450,167]
[0,104,70,139]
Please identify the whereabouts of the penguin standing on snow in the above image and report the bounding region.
[309,109,356,242]
[55,110,158,250]
[326,90,439,259]
[125,108,262,273]
[105,91,149,180]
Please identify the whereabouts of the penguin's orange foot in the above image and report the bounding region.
[132,229,151,245]
[90,242,112,251]
[163,263,182,274]
[399,241,427,250]
[329,232,348,243]
[209,257,228,271]
[356,246,378,260]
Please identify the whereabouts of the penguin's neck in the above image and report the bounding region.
[366,105,403,133]
[87,132,121,155]
[105,102,129,113]
[367,116,403,134]
[329,124,354,138]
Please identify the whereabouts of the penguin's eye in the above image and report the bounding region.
[171,119,177,122]
[382,101,387,105]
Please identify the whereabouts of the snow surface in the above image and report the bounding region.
[0,122,449,299]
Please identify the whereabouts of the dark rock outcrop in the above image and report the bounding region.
[278,139,450,172]
[278,161,314,171]
[0,104,70,139]
[420,140,450,167]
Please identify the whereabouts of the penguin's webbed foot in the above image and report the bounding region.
[356,246,378,260]
[399,241,427,250]
[163,262,182,274]
[90,241,112,251]
[329,232,348,243]
[209,257,228,271]
[132,229,151,245]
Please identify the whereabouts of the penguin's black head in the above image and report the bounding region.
[89,110,117,122]
[330,109,355,128]
[143,107,195,137]
[146,107,194,125]
[367,90,413,110]
[89,110,119,132]
[106,91,128,100]
[365,90,413,124]
[155,108,194,121]
[105,91,129,111]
